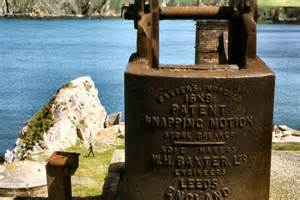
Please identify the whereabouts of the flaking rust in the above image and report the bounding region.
[123,0,275,199]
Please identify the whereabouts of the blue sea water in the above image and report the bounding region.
[0,19,299,154]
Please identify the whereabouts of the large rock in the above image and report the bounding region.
[0,161,47,197]
[0,0,131,18]
[5,76,107,162]
[104,112,121,128]
[272,125,300,144]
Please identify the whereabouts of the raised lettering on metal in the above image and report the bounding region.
[124,0,274,199]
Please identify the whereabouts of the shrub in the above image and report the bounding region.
[20,97,55,155]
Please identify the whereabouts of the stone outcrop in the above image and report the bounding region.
[273,125,300,144]
[105,112,121,128]
[0,0,131,18]
[0,161,47,197]
[5,76,107,162]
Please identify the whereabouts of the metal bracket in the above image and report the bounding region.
[123,0,257,68]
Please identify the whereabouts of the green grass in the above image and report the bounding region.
[24,139,125,197]
[259,0,300,6]
[272,144,300,151]
[65,141,125,197]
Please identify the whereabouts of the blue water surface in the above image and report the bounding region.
[0,19,299,153]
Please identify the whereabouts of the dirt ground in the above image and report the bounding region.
[270,151,300,200]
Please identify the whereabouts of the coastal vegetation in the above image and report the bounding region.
[1,0,300,18]
[4,76,108,162]
[19,98,55,154]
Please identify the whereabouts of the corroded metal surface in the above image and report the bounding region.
[47,151,79,176]
[46,151,79,200]
[123,1,275,199]
[160,6,234,20]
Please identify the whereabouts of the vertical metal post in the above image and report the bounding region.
[151,0,159,68]
[228,0,257,67]
[47,175,72,200]
[46,152,79,200]
[136,0,148,60]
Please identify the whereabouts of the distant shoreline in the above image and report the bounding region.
[0,16,300,25]
[0,15,120,20]
[0,6,300,24]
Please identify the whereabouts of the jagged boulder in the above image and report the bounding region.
[5,76,106,162]
[104,112,121,128]
[0,0,131,17]
[0,0,7,16]
[272,125,300,144]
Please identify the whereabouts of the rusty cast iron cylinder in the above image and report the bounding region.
[124,1,274,199]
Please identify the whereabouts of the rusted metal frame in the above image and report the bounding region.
[124,6,235,20]
[46,151,79,200]
[136,12,153,65]
[160,6,235,20]
[125,1,257,68]
[135,0,152,65]
[242,13,257,60]
[242,0,257,61]
[228,0,257,67]
[151,0,159,68]
[130,0,159,68]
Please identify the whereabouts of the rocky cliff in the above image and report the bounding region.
[0,0,130,18]
[258,7,300,23]
[1,0,299,23]
[5,76,107,162]
[0,0,300,23]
